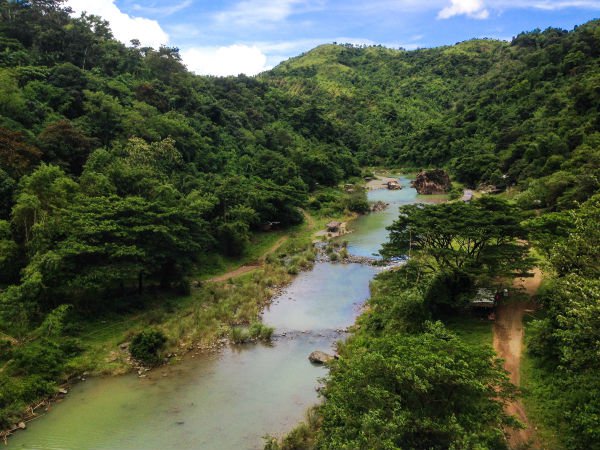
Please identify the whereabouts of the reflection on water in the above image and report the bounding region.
[8,177,418,450]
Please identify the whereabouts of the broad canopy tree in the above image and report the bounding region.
[382,197,534,278]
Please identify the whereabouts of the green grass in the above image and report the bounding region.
[444,315,493,347]
[520,314,566,450]
[193,229,290,280]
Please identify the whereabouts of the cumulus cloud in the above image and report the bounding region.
[65,0,169,48]
[438,0,490,19]
[181,45,271,76]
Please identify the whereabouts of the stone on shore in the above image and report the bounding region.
[308,350,334,364]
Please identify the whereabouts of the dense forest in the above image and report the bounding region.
[0,1,599,447]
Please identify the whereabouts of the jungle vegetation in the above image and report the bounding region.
[0,1,598,446]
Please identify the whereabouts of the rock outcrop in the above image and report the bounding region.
[412,169,451,194]
[308,350,334,364]
[370,201,389,212]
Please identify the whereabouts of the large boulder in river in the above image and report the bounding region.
[412,169,451,195]
[308,351,334,364]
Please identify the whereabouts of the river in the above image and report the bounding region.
[8,176,424,450]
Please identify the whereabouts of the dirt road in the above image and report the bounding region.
[493,268,542,448]
[207,209,318,283]
[207,236,289,283]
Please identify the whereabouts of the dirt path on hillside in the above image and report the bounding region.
[207,210,318,283]
[207,236,289,283]
[493,268,542,449]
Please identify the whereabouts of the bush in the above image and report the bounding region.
[424,269,473,315]
[9,339,66,379]
[0,339,12,361]
[230,326,250,344]
[130,329,167,365]
[307,199,321,210]
[346,191,369,214]
[231,323,274,343]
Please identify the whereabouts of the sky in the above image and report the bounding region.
[64,0,600,76]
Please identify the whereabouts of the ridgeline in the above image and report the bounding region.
[0,2,598,448]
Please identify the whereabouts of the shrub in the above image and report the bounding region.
[249,323,275,341]
[230,326,249,344]
[346,192,369,214]
[232,323,274,344]
[0,339,12,361]
[130,329,167,365]
[9,339,66,379]
[307,199,321,210]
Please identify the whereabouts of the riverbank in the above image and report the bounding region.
[2,173,413,442]
[1,185,367,443]
[5,175,401,449]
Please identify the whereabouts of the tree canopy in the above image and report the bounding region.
[382,197,534,277]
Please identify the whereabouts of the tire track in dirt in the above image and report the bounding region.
[493,268,542,449]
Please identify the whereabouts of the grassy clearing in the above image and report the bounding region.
[70,247,303,375]
[520,314,566,450]
[193,229,291,280]
[444,315,493,348]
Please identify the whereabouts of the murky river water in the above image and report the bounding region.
[8,176,420,450]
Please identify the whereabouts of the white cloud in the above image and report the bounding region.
[181,45,271,76]
[214,0,317,27]
[66,0,169,48]
[438,0,490,19]
[131,0,193,16]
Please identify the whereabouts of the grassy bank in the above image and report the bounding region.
[520,329,565,450]
[1,181,364,435]
[69,208,344,377]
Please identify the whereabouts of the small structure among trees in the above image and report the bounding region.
[470,288,497,309]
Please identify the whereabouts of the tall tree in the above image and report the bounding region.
[382,197,534,277]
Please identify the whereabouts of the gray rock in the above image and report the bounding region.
[308,350,334,364]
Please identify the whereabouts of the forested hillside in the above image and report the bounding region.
[269,24,600,209]
[0,0,599,445]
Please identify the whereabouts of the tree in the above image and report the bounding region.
[318,322,516,449]
[382,197,534,277]
[38,120,95,174]
[0,127,42,177]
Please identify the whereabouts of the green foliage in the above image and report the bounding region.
[270,260,511,449]
[230,323,274,343]
[0,1,598,438]
[345,189,369,214]
[526,195,600,449]
[382,197,534,278]
[317,322,513,450]
[129,329,167,365]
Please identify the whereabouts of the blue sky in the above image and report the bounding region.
[65,1,600,76]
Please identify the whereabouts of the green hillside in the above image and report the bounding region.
[268,26,599,210]
[0,2,598,447]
